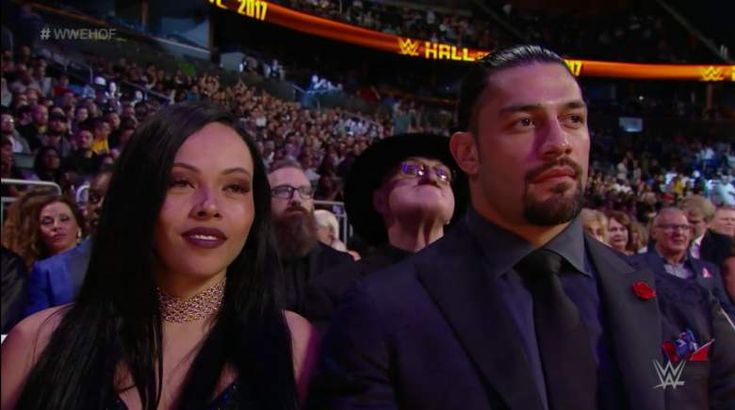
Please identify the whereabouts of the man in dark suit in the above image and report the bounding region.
[267,160,354,316]
[309,45,735,410]
[629,207,735,318]
[304,133,467,329]
[25,168,112,315]
[682,195,734,268]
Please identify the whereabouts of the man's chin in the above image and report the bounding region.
[523,187,584,226]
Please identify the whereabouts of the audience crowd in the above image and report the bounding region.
[1,9,734,335]
[273,0,714,62]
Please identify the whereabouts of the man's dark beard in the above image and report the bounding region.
[522,158,585,226]
[273,206,319,259]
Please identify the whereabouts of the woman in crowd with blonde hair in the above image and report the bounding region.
[580,208,608,244]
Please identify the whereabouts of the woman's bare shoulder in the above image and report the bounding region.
[283,311,319,402]
[1,305,69,408]
[3,305,68,360]
[284,311,313,340]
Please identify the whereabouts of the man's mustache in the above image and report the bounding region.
[525,157,584,183]
[283,204,310,216]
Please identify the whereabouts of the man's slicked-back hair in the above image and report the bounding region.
[454,45,573,133]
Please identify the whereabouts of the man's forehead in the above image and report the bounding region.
[481,63,582,111]
[401,156,447,166]
[269,167,309,185]
[659,210,687,222]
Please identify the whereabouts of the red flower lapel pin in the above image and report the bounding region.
[633,281,656,300]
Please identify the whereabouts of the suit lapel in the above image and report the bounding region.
[587,238,665,410]
[416,224,544,410]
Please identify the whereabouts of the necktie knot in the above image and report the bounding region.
[516,249,563,282]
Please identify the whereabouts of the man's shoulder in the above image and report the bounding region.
[703,229,733,248]
[626,250,659,267]
[355,230,472,300]
[315,242,353,263]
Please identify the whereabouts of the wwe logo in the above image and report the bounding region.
[397,38,419,57]
[653,360,686,390]
[700,66,725,82]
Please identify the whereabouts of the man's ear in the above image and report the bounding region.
[450,131,479,176]
[373,187,389,217]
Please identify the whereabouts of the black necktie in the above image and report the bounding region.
[515,249,597,410]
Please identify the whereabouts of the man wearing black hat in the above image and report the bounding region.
[304,133,465,329]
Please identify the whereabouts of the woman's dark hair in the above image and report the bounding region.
[16,102,298,409]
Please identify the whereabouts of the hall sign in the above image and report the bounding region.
[208,0,734,81]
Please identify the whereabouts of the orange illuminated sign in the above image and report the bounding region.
[210,0,733,81]
[397,37,489,62]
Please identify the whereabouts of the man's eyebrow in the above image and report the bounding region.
[499,100,587,114]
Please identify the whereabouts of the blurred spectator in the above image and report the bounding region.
[1,190,84,269]
[267,160,354,315]
[710,206,735,237]
[110,119,136,159]
[90,117,112,155]
[681,194,733,266]
[40,111,72,157]
[314,209,347,252]
[1,136,26,197]
[32,146,66,188]
[630,207,735,318]
[63,129,102,181]
[606,210,635,255]
[1,246,27,334]
[629,220,649,254]
[580,208,607,243]
[16,103,47,151]
[1,111,30,153]
[25,168,112,316]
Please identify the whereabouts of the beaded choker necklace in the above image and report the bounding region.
[158,279,225,323]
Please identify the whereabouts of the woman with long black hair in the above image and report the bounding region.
[1,102,316,409]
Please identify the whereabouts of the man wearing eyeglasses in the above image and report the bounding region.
[629,207,735,319]
[304,133,465,330]
[25,167,113,316]
[268,159,354,316]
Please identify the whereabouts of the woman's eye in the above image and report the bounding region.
[169,178,192,189]
[225,184,250,194]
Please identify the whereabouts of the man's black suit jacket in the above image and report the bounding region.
[700,229,734,268]
[309,221,735,410]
